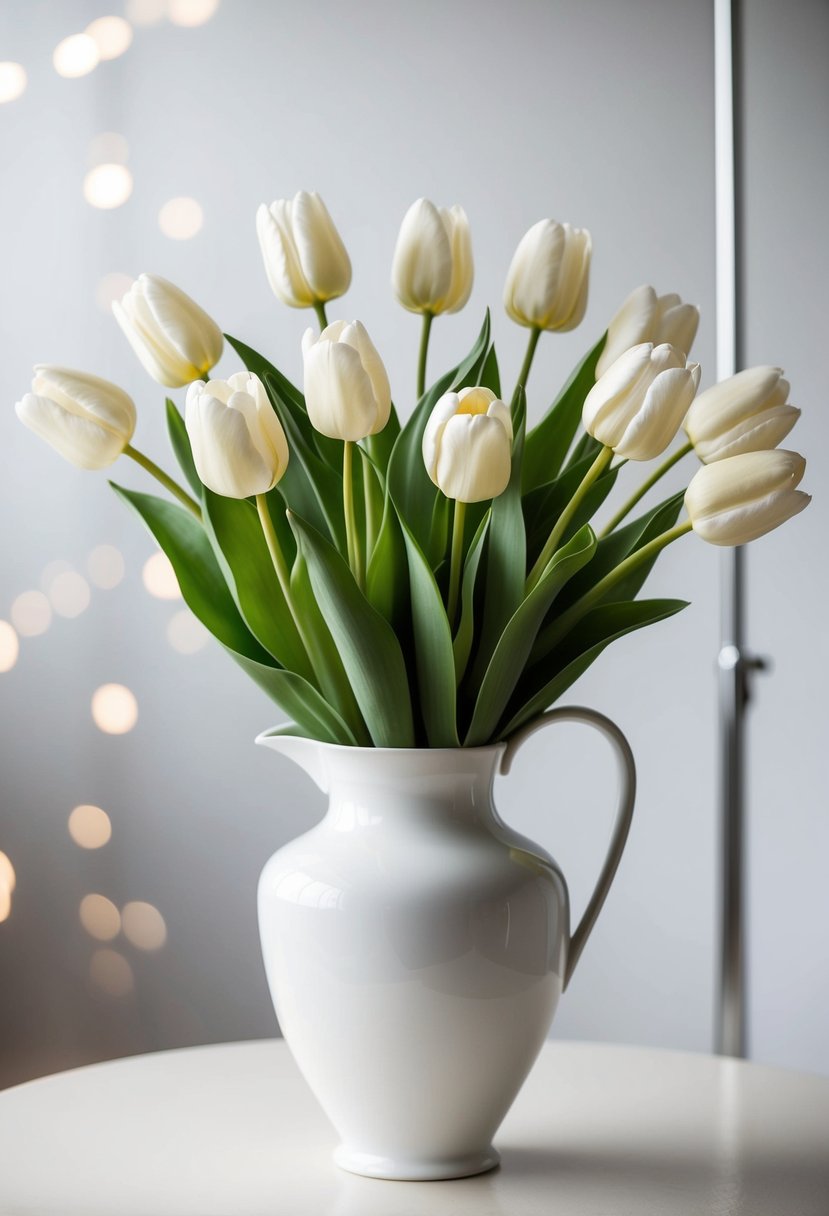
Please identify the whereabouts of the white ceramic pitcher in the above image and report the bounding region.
[257,706,635,1181]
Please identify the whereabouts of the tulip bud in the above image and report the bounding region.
[503,219,591,332]
[16,366,136,470]
[185,372,289,499]
[391,198,473,315]
[582,342,700,461]
[113,274,223,388]
[685,449,810,546]
[596,285,700,378]
[256,191,351,310]
[422,386,513,503]
[683,365,800,464]
[302,320,391,442]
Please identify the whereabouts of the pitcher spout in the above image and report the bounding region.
[255,728,329,792]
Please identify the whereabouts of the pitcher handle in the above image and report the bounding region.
[500,706,636,990]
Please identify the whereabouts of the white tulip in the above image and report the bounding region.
[422,386,513,503]
[685,449,810,546]
[582,342,700,461]
[16,366,136,470]
[596,285,700,378]
[256,191,351,310]
[113,274,223,388]
[302,320,391,442]
[683,365,800,463]
[185,373,289,499]
[504,219,591,332]
[391,198,473,315]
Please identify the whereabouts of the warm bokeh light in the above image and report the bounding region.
[0,62,27,104]
[90,948,135,997]
[49,571,91,619]
[142,551,181,600]
[10,591,51,638]
[122,901,167,951]
[167,609,208,655]
[86,16,133,60]
[168,0,221,27]
[87,131,129,167]
[0,885,10,923]
[39,559,73,593]
[83,163,133,210]
[79,893,121,942]
[68,805,112,850]
[91,684,138,735]
[0,851,16,895]
[0,621,19,673]
[158,196,204,240]
[125,0,166,26]
[53,33,100,78]
[87,544,126,588]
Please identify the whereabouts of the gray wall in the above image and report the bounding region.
[0,0,825,1088]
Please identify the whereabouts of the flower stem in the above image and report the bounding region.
[447,499,467,629]
[417,310,434,399]
[125,444,201,519]
[255,495,319,686]
[600,441,693,537]
[360,447,379,566]
[526,445,613,593]
[343,441,364,590]
[513,326,541,404]
[313,301,328,330]
[534,520,693,661]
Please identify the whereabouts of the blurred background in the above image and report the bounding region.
[0,0,826,1090]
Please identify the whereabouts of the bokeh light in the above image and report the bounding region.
[39,560,73,594]
[95,274,134,314]
[0,852,15,922]
[0,621,19,673]
[158,196,203,240]
[122,901,167,951]
[79,893,121,942]
[0,62,27,104]
[86,16,133,61]
[83,163,133,210]
[125,0,166,26]
[167,609,208,654]
[49,571,91,619]
[90,948,134,996]
[11,591,51,638]
[68,805,112,850]
[53,34,100,79]
[87,544,126,588]
[87,131,129,167]
[168,0,221,27]
[142,552,181,600]
[91,684,138,735]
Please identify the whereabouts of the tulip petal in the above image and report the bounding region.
[292,191,352,303]
[140,274,223,375]
[304,339,379,441]
[31,366,136,439]
[422,391,460,482]
[690,487,810,545]
[441,205,474,314]
[694,404,801,462]
[434,414,512,503]
[596,285,657,377]
[392,198,453,314]
[615,365,699,461]
[16,393,127,469]
[186,393,275,498]
[257,202,313,308]
[684,365,787,445]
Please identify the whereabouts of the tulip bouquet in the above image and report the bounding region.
[15,193,810,748]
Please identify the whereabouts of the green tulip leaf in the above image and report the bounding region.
[524,451,618,565]
[366,405,402,475]
[366,489,408,627]
[289,512,416,748]
[453,509,490,686]
[522,332,606,492]
[165,398,201,495]
[478,344,502,397]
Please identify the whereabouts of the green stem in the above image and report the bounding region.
[343,441,364,590]
[125,444,201,519]
[526,446,613,593]
[313,301,329,330]
[255,495,319,687]
[513,327,541,404]
[535,520,693,662]
[600,441,693,537]
[417,310,434,400]
[447,499,467,629]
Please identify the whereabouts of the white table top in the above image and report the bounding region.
[1,1039,828,1215]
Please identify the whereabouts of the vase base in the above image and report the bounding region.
[333,1144,501,1181]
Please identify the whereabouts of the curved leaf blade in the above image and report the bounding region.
[523,332,606,492]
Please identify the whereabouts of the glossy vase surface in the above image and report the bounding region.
[256,707,635,1181]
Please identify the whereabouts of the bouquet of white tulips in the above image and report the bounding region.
[16,192,810,748]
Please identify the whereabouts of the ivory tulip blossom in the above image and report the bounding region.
[684,449,810,545]
[391,198,473,315]
[113,274,223,388]
[504,219,591,332]
[596,285,700,378]
[185,373,289,499]
[256,191,351,309]
[16,366,136,469]
[422,386,513,503]
[583,342,700,461]
[683,366,800,463]
[302,320,391,441]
